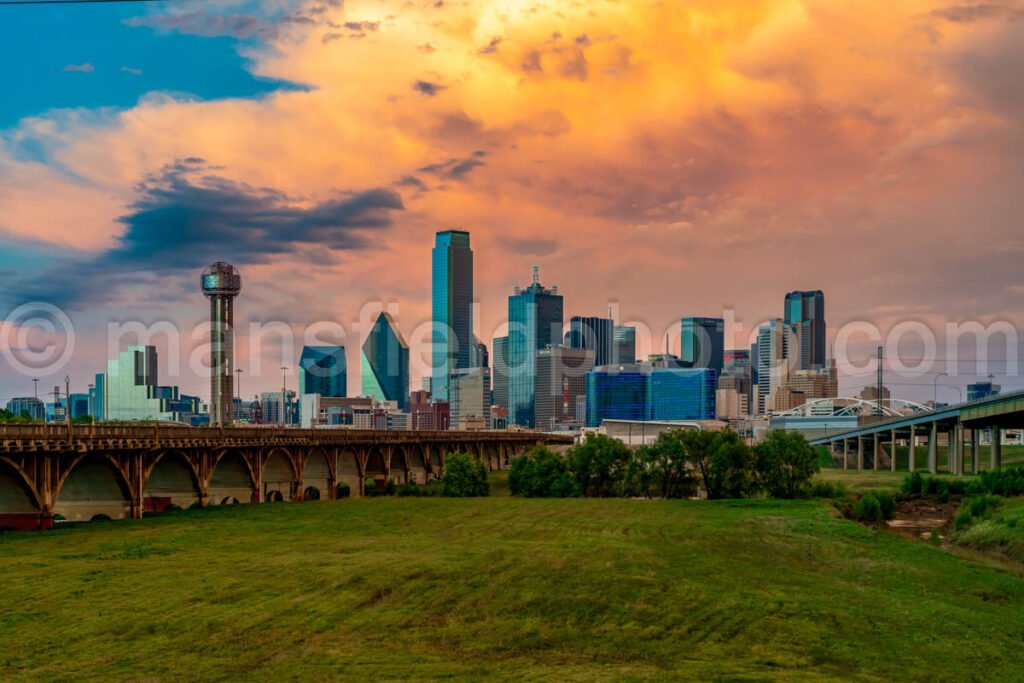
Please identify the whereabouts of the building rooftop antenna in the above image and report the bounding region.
[532,265,540,285]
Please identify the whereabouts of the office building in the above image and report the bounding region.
[201,261,242,425]
[507,267,563,427]
[614,325,637,364]
[98,346,189,421]
[449,367,491,430]
[535,346,595,431]
[680,317,725,373]
[431,230,474,400]
[5,397,44,421]
[585,365,716,427]
[757,319,796,415]
[567,316,614,367]
[492,335,509,410]
[471,335,489,371]
[362,312,409,410]
[260,390,297,425]
[784,290,826,370]
[299,346,347,399]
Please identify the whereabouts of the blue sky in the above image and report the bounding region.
[0,2,290,129]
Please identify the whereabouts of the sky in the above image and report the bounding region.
[0,0,1022,406]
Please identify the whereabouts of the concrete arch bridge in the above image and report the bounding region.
[0,425,570,531]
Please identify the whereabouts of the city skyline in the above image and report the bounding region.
[1,0,1022,406]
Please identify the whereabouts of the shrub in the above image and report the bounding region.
[902,472,923,496]
[509,445,578,498]
[337,482,351,499]
[754,431,820,499]
[442,453,489,498]
[808,479,848,500]
[397,481,443,497]
[847,492,896,524]
[622,432,698,499]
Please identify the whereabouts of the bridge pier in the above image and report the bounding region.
[872,433,880,472]
[927,422,938,474]
[992,428,1002,471]
[890,428,897,472]
[842,439,849,470]
[857,436,865,471]
[971,430,979,474]
[908,425,916,473]
[951,423,963,476]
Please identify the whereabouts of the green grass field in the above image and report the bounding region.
[3,481,1024,681]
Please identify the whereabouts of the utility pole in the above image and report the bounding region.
[50,385,60,425]
[64,376,71,427]
[876,346,883,417]
[88,383,95,426]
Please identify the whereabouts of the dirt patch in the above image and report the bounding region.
[885,498,958,541]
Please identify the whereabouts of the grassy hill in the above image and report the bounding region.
[2,480,1024,681]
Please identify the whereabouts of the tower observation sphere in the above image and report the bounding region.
[201,262,242,426]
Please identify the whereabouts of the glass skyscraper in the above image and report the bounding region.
[567,316,614,367]
[362,312,410,411]
[507,267,563,427]
[784,290,826,370]
[614,325,636,364]
[98,346,185,421]
[431,230,474,401]
[680,317,725,373]
[492,335,509,409]
[299,346,347,398]
[586,365,716,428]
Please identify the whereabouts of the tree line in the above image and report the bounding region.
[510,430,820,500]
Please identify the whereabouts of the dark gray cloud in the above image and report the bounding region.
[418,150,488,179]
[126,12,277,40]
[394,175,428,191]
[502,237,559,257]
[413,80,445,96]
[11,159,404,306]
[931,3,1020,22]
[479,37,502,55]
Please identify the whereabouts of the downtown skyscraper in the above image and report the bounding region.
[431,230,474,401]
[680,317,725,374]
[784,290,826,370]
[507,266,563,428]
[363,312,410,411]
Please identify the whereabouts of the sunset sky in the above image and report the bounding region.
[1,0,1022,404]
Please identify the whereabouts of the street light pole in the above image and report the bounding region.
[933,372,948,409]
[64,375,71,429]
[88,383,95,426]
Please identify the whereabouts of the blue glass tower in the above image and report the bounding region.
[362,312,410,410]
[585,365,716,427]
[567,316,614,366]
[431,230,474,401]
[299,346,347,398]
[507,267,563,427]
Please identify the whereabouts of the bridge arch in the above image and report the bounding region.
[302,447,331,501]
[263,448,297,502]
[0,457,42,516]
[390,447,410,485]
[364,448,388,487]
[337,449,362,497]
[429,448,443,478]
[208,450,257,505]
[143,451,202,512]
[53,455,133,522]
[408,446,428,484]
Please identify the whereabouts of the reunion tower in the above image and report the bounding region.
[201,262,242,425]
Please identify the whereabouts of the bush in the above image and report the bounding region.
[754,431,820,499]
[954,494,1002,532]
[337,482,351,499]
[623,432,698,499]
[510,445,578,498]
[441,453,489,497]
[397,481,443,497]
[902,472,923,496]
[847,492,896,524]
[808,479,849,500]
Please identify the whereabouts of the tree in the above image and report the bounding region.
[568,433,632,497]
[754,431,820,499]
[681,429,756,499]
[442,452,490,497]
[624,431,698,499]
[509,445,578,498]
